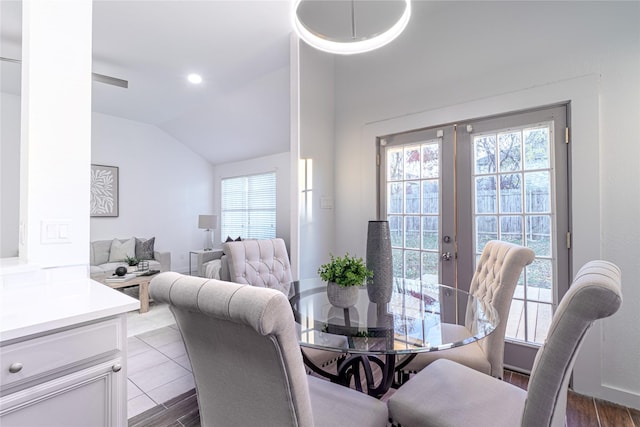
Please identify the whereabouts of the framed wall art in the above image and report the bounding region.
[90,164,119,217]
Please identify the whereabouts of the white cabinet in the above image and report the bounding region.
[0,316,128,427]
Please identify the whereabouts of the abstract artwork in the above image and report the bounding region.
[91,164,119,217]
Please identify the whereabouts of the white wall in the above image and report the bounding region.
[1,92,20,257]
[212,151,291,260]
[298,44,336,279]
[91,113,215,274]
[300,1,639,408]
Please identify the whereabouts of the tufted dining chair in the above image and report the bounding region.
[400,240,535,380]
[150,272,388,427]
[220,238,293,295]
[220,237,342,371]
[388,260,623,427]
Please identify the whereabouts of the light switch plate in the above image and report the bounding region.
[41,220,72,244]
[320,197,334,209]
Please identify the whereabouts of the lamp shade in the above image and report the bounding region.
[198,214,217,230]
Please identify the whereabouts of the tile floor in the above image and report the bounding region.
[126,302,195,419]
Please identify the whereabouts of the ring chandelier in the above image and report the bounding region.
[292,0,412,55]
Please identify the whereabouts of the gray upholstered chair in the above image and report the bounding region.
[388,260,622,427]
[150,272,388,427]
[400,240,535,380]
[220,237,341,371]
[220,238,293,294]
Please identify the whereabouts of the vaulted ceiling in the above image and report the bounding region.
[1,1,293,165]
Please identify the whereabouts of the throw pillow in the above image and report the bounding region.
[225,236,234,242]
[109,238,136,262]
[235,236,242,241]
[135,237,155,260]
[204,259,222,279]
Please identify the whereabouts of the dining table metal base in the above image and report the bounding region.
[302,350,416,398]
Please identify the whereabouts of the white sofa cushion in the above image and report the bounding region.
[108,238,135,262]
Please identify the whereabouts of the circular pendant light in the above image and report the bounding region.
[292,0,411,55]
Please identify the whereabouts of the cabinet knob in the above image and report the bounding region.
[9,362,23,373]
[112,363,122,373]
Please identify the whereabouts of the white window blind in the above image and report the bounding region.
[221,172,276,240]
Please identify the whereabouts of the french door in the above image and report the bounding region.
[379,104,570,372]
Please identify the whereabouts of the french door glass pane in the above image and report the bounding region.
[388,148,403,180]
[405,217,420,249]
[476,216,497,248]
[474,135,497,173]
[388,182,403,214]
[527,301,552,344]
[421,180,438,214]
[405,145,421,179]
[526,215,552,256]
[498,131,522,171]
[524,172,551,213]
[405,182,420,213]
[422,143,439,178]
[405,250,421,280]
[500,216,523,245]
[523,127,550,170]
[526,259,553,303]
[389,216,403,247]
[422,216,438,250]
[422,252,439,285]
[475,177,497,213]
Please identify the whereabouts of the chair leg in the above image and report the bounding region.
[393,370,411,387]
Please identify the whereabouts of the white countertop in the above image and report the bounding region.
[1,265,139,343]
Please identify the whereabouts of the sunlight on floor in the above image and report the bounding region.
[124,287,175,337]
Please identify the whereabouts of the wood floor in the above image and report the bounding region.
[129,370,640,427]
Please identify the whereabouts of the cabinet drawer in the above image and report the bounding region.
[1,318,123,390]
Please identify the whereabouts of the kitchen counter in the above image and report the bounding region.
[0,263,139,343]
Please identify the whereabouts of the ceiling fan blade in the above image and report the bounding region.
[0,56,128,88]
[91,72,128,88]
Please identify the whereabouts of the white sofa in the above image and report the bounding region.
[90,237,171,281]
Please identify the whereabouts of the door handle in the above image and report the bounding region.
[441,252,453,261]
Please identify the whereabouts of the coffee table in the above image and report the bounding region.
[104,273,159,313]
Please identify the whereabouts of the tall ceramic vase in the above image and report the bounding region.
[366,220,393,304]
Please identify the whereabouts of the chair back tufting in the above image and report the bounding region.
[223,238,293,294]
[466,240,535,377]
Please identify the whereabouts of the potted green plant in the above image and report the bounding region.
[318,253,373,308]
[124,256,139,272]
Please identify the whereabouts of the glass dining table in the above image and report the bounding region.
[287,278,499,398]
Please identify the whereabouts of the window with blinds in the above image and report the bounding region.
[221,172,276,240]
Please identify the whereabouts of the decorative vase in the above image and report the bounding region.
[326,282,359,308]
[366,220,393,304]
[115,266,128,276]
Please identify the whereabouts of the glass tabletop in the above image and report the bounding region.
[288,278,499,355]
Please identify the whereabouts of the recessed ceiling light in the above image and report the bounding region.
[187,73,203,84]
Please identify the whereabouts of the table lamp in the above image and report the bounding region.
[198,214,217,250]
